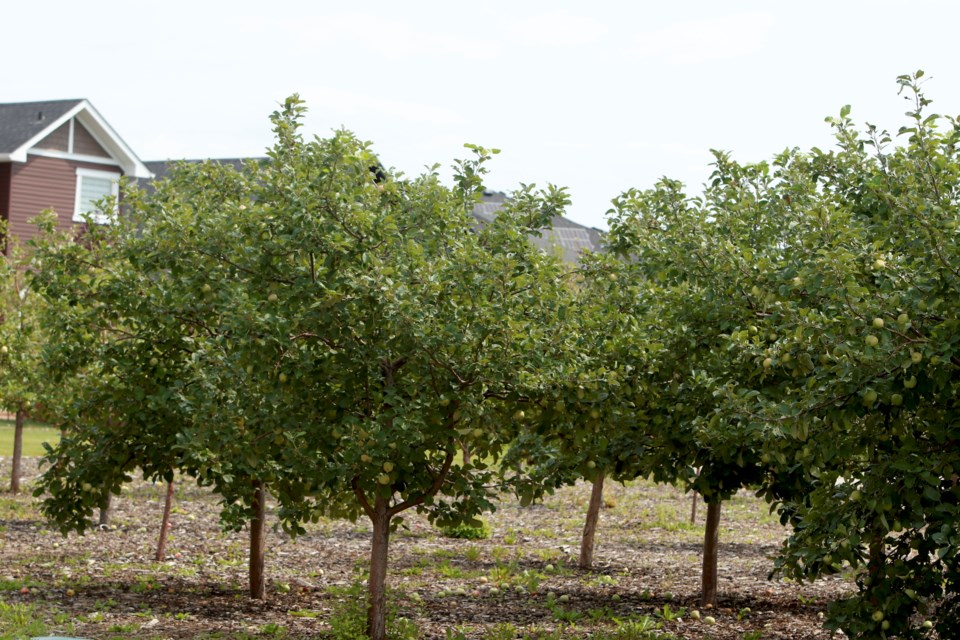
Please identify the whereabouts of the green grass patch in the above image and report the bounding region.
[0,421,60,456]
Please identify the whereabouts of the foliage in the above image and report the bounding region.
[28,95,572,639]
[439,519,491,540]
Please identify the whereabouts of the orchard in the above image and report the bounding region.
[0,73,957,639]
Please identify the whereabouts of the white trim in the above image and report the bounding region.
[74,167,120,224]
[67,118,75,154]
[27,148,122,167]
[4,100,153,178]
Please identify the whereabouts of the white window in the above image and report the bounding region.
[74,168,120,223]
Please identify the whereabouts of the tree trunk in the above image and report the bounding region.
[249,480,267,600]
[701,500,722,607]
[690,492,698,524]
[367,496,392,640]
[155,481,175,561]
[579,473,605,569]
[98,488,112,526]
[9,405,25,493]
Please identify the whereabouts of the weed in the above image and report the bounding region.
[741,631,764,640]
[438,560,465,579]
[0,601,48,637]
[445,626,470,640]
[587,574,619,588]
[653,603,685,621]
[490,545,509,562]
[484,622,518,640]
[326,581,418,640]
[259,622,286,636]
[440,519,491,540]
[464,545,482,562]
[588,606,616,622]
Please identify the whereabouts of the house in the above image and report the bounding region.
[0,99,602,262]
[0,99,152,249]
[475,190,604,264]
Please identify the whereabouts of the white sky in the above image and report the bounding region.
[5,1,960,230]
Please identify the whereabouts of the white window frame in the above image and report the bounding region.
[74,168,120,224]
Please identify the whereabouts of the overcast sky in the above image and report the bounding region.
[6,1,960,229]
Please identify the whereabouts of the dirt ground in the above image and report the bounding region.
[0,457,854,639]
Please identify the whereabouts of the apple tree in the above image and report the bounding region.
[720,72,960,639]
[0,233,45,493]
[47,96,573,640]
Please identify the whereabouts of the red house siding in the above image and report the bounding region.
[0,163,11,225]
[73,122,110,158]
[6,155,121,245]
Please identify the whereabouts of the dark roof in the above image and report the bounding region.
[142,158,262,182]
[0,99,83,154]
[477,191,605,264]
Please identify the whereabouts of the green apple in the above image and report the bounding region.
[873,258,886,269]
[704,616,716,624]
[268,292,278,302]
[872,317,884,329]
[150,357,159,367]
[871,610,884,622]
[865,335,879,347]
[763,357,773,369]
[897,313,909,325]
[911,351,923,364]
[586,460,596,469]
[278,372,288,383]
[202,283,212,293]
[891,394,903,406]
[850,490,862,502]
[904,376,918,389]
[382,462,394,473]
[377,474,391,485]
[360,454,372,464]
[863,390,878,405]
[924,620,933,629]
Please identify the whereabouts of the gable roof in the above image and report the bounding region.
[0,99,152,178]
[478,191,605,264]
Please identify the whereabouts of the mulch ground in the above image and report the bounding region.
[0,457,854,639]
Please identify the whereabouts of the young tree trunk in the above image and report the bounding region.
[701,500,722,607]
[98,488,113,526]
[367,496,392,640]
[579,473,605,569]
[690,491,698,524]
[155,480,175,561]
[249,480,267,600]
[9,405,25,493]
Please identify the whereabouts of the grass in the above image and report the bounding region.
[0,421,60,456]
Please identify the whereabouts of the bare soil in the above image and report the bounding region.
[0,458,852,639]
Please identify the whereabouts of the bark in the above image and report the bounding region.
[701,500,722,608]
[690,492,698,524]
[155,481,175,562]
[367,496,391,640]
[9,405,25,493]
[579,474,605,569]
[98,488,113,526]
[249,480,267,600]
